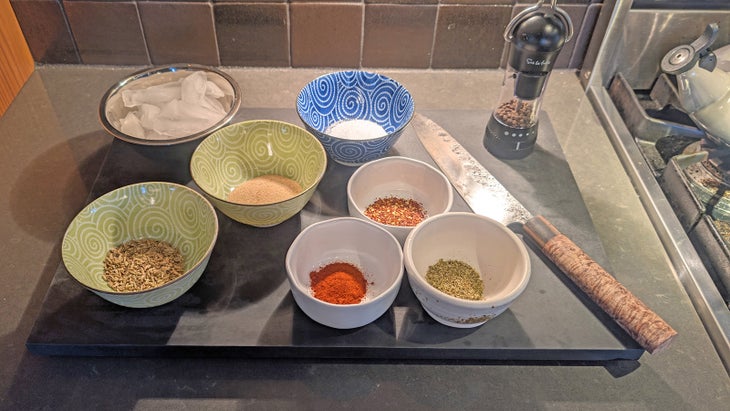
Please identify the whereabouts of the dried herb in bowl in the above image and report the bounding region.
[425,259,484,300]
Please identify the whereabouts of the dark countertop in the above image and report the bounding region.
[1,65,728,410]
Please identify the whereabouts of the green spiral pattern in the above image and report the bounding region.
[61,182,219,308]
[190,120,327,227]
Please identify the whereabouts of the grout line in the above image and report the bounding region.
[287,3,293,67]
[57,0,83,64]
[360,2,365,68]
[135,2,152,65]
[208,1,221,66]
[428,3,440,69]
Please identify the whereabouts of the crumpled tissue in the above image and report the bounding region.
[116,71,232,140]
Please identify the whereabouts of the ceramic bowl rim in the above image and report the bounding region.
[404,212,531,308]
[346,155,454,229]
[62,181,220,296]
[296,70,415,142]
[99,64,242,147]
[285,216,405,307]
[190,119,328,207]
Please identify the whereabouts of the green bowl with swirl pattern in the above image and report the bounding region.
[61,182,219,308]
[190,120,327,227]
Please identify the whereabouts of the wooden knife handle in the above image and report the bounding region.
[523,215,677,354]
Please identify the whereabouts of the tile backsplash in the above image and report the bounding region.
[11,0,601,69]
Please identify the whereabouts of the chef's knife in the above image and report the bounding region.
[411,112,676,354]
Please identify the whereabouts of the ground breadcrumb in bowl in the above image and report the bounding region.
[227,174,303,205]
[61,182,219,308]
[190,120,327,227]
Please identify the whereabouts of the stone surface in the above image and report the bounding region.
[1,66,728,410]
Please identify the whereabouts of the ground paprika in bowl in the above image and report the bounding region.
[285,217,404,329]
[309,262,371,305]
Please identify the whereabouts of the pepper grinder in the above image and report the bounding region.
[484,0,573,159]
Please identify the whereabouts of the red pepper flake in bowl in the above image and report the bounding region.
[364,196,427,226]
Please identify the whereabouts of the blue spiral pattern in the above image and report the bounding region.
[297,71,414,165]
[62,182,219,308]
[190,120,327,227]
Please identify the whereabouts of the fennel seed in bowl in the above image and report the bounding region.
[102,239,185,292]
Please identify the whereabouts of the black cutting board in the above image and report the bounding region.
[26,108,643,361]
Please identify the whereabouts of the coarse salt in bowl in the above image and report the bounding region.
[296,70,414,166]
[285,217,404,329]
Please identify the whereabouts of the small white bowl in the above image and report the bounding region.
[403,212,531,328]
[285,217,404,329]
[347,156,453,245]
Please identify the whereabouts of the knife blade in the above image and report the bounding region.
[410,113,532,228]
[411,112,677,354]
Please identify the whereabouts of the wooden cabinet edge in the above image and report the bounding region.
[0,0,34,117]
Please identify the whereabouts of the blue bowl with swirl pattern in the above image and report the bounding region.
[296,71,414,166]
[62,182,219,308]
